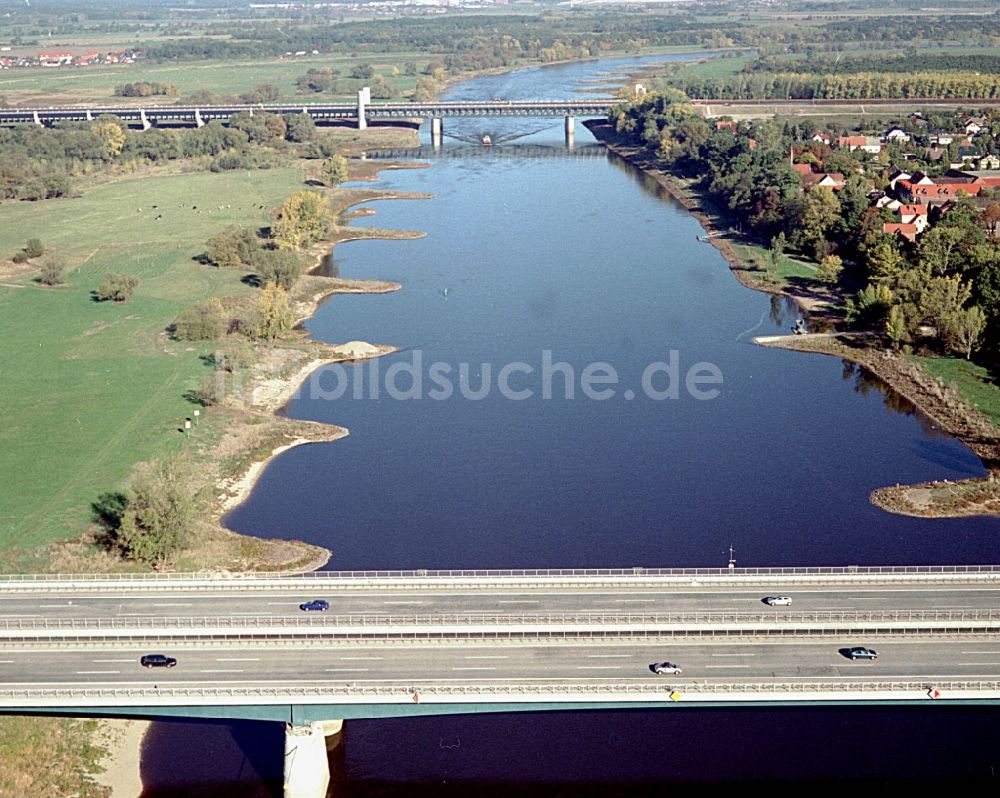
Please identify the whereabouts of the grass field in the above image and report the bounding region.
[0,54,432,104]
[910,355,1000,429]
[0,168,307,555]
[671,54,753,80]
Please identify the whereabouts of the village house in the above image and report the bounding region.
[884,127,911,143]
[838,135,881,154]
[38,51,72,67]
[811,130,832,145]
[883,223,920,243]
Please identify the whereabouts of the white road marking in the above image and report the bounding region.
[705,665,750,669]
[339,657,384,661]
[452,667,497,671]
[575,666,623,670]
[92,659,133,663]
[958,662,1000,666]
[0,660,15,664]
[711,653,756,658]
[614,599,656,603]
[216,658,260,662]
[464,656,508,660]
[498,600,540,604]
[38,604,72,608]
[382,601,424,605]
[586,654,631,658]
[150,603,193,607]
[77,670,120,675]
[200,669,245,674]
[324,668,370,673]
[961,651,1000,655]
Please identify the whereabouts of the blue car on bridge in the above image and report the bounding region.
[299,599,329,612]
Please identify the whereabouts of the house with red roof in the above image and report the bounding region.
[883,223,920,243]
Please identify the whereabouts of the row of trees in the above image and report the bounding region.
[113,81,179,98]
[611,92,1000,360]
[666,71,1000,101]
[0,111,344,201]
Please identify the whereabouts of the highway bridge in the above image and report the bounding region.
[1,565,999,797]
[0,88,616,146]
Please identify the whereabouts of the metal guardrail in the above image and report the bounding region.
[0,565,999,582]
[1,608,998,631]
[0,680,996,704]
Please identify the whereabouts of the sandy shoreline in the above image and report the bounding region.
[93,719,149,798]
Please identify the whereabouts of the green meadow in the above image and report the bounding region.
[0,54,431,103]
[0,168,306,556]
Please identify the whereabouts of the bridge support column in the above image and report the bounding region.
[564,115,575,148]
[283,722,331,798]
[86,109,93,122]
[32,110,42,127]
[139,109,151,130]
[431,117,443,148]
[194,108,204,128]
[357,86,370,130]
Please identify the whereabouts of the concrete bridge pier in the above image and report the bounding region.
[85,109,93,122]
[431,117,443,148]
[194,108,205,128]
[564,115,575,149]
[139,109,151,131]
[357,86,371,130]
[283,721,334,798]
[32,110,42,126]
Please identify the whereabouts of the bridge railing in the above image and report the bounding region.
[0,679,996,705]
[1,608,998,634]
[0,564,999,583]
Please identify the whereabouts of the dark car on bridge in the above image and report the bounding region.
[140,654,177,668]
[299,599,329,612]
[845,647,878,660]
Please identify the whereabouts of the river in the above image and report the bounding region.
[141,54,1000,795]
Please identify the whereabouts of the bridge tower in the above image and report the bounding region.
[357,86,371,130]
[565,115,575,149]
[431,117,443,148]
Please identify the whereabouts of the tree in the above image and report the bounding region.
[93,121,125,160]
[205,225,260,269]
[865,237,906,284]
[251,248,303,291]
[173,298,227,341]
[38,254,65,286]
[270,190,333,250]
[886,305,908,349]
[25,238,44,258]
[785,188,841,257]
[320,155,349,188]
[114,455,198,566]
[846,283,893,327]
[816,254,843,285]
[944,305,986,359]
[96,273,139,302]
[284,113,316,143]
[252,282,293,341]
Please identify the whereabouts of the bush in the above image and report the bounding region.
[25,239,44,258]
[251,248,304,291]
[205,225,260,269]
[816,254,843,285]
[38,254,66,286]
[210,151,252,172]
[12,251,29,264]
[96,272,139,303]
[173,298,227,341]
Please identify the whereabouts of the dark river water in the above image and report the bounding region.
[142,55,1000,795]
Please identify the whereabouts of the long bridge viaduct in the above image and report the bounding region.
[1,565,999,797]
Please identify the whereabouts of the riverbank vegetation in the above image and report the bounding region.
[602,89,1000,516]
